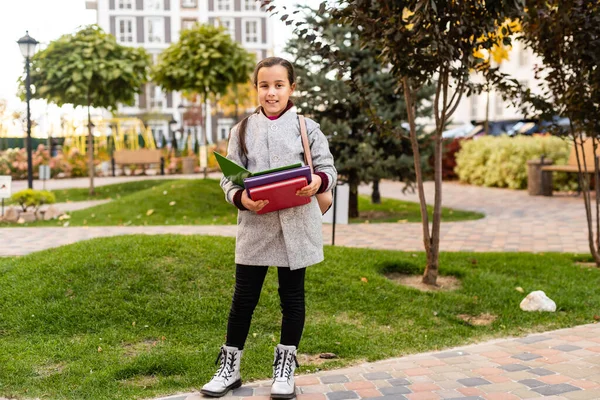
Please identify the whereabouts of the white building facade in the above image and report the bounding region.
[450,40,543,126]
[85,0,273,147]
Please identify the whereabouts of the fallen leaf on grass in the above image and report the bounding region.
[146,209,154,216]
[98,347,102,352]
[360,277,368,283]
[397,219,408,223]
[169,201,176,206]
[515,287,524,293]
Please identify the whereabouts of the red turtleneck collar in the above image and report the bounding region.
[263,100,294,120]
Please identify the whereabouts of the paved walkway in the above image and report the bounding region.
[152,323,600,400]
[0,177,592,255]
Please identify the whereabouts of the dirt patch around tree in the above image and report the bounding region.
[457,313,497,326]
[384,273,461,292]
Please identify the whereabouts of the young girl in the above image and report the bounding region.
[201,57,336,399]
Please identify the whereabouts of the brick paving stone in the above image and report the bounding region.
[539,375,575,385]
[405,368,434,377]
[456,378,492,387]
[435,351,470,359]
[301,384,332,394]
[355,389,382,398]
[512,353,543,361]
[532,384,582,396]
[369,396,408,400]
[554,345,583,352]
[484,394,521,400]
[326,391,359,400]
[329,383,347,392]
[456,387,485,396]
[297,395,327,400]
[364,372,394,380]
[562,389,600,399]
[321,375,350,384]
[519,379,549,388]
[405,393,441,399]
[500,364,531,372]
[380,386,413,395]
[408,383,440,392]
[518,336,552,344]
[344,381,375,391]
[298,376,321,386]
[511,388,544,398]
[230,387,254,397]
[447,397,485,400]
[485,375,511,384]
[479,382,525,393]
[529,368,556,376]
[388,378,412,386]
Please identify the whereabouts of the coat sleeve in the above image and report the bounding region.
[220,125,247,205]
[306,119,337,192]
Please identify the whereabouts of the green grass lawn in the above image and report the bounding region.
[0,235,597,400]
[3,179,483,227]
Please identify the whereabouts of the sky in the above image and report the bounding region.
[0,0,306,134]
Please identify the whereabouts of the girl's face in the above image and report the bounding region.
[256,65,296,117]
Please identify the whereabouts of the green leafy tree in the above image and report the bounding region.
[23,25,150,195]
[516,0,600,265]
[151,24,255,177]
[286,6,433,218]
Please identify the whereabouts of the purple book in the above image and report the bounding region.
[243,165,312,189]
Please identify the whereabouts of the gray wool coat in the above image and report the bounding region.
[220,109,337,270]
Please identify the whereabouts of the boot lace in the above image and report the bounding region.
[273,347,299,382]
[213,347,238,380]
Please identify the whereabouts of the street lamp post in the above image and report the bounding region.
[168,117,178,157]
[17,31,39,189]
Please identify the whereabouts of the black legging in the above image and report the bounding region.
[225,264,306,350]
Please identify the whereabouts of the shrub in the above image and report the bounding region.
[10,189,56,213]
[454,135,579,191]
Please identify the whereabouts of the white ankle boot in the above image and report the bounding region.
[271,344,299,399]
[201,345,243,397]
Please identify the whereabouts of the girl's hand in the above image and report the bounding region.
[241,189,269,213]
[297,174,322,197]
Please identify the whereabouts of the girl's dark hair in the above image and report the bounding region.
[235,57,296,155]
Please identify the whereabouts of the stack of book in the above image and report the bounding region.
[215,152,312,215]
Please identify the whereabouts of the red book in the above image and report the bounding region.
[247,176,311,215]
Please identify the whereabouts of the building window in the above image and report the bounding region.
[146,17,165,43]
[118,0,133,9]
[215,17,234,38]
[243,18,261,44]
[518,48,529,67]
[145,0,162,11]
[148,84,166,109]
[494,93,503,117]
[181,0,197,8]
[470,95,478,119]
[216,0,232,11]
[244,0,259,11]
[116,17,135,43]
[182,18,197,31]
[217,118,234,141]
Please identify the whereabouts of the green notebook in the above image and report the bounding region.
[214,152,302,188]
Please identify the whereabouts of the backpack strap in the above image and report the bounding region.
[298,115,313,172]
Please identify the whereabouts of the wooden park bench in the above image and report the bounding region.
[112,149,164,176]
[539,138,599,195]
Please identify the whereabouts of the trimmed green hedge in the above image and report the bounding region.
[455,136,579,191]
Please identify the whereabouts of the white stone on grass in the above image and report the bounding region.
[520,290,556,312]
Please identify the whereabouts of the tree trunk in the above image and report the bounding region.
[348,171,360,218]
[402,78,433,281]
[371,179,381,204]
[484,88,490,136]
[571,130,600,266]
[87,104,95,196]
